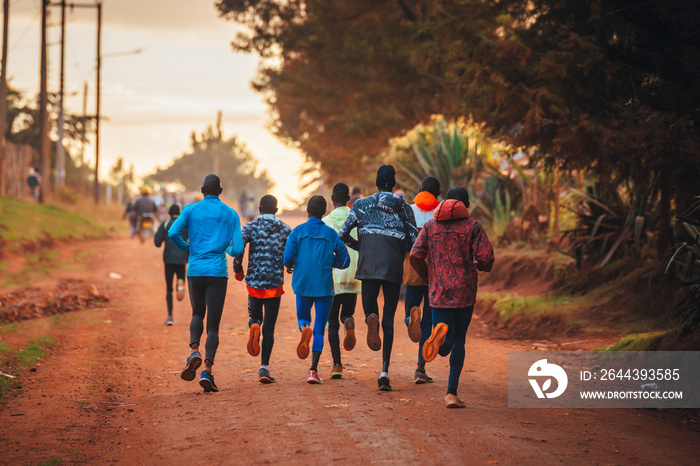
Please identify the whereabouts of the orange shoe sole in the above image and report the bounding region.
[366,313,381,351]
[247,323,261,357]
[422,323,448,363]
[297,326,313,359]
[343,317,356,351]
[407,306,422,343]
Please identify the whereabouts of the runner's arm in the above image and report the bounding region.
[339,209,359,250]
[332,233,351,270]
[154,222,166,247]
[283,228,298,269]
[409,227,429,283]
[168,208,190,252]
[473,222,494,272]
[226,210,245,257]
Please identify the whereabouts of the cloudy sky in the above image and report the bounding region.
[7,0,303,206]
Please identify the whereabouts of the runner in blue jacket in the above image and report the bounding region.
[283,195,350,384]
[169,174,244,393]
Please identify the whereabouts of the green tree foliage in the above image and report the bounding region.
[216,0,444,183]
[217,0,700,252]
[149,126,273,199]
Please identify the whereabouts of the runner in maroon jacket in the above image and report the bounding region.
[409,186,494,408]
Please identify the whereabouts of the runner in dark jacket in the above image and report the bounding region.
[339,164,417,391]
[409,186,494,408]
[154,203,188,326]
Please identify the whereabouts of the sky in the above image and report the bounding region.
[6,0,304,207]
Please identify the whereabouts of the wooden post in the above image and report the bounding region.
[0,0,9,197]
[93,1,101,204]
[39,0,49,202]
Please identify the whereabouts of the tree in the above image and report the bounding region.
[217,0,700,252]
[149,125,273,199]
[216,0,446,184]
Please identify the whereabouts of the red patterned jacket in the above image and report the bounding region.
[409,199,494,308]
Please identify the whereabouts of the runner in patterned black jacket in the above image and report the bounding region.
[339,164,418,391]
[233,195,292,384]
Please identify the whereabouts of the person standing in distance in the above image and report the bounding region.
[169,174,244,393]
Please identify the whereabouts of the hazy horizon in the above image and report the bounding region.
[6,0,303,207]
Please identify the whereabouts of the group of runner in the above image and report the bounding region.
[157,166,494,409]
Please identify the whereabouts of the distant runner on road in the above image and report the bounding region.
[169,174,244,393]
[154,203,188,326]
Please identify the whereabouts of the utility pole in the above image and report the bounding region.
[93,0,101,204]
[80,81,87,166]
[0,0,9,197]
[55,0,66,188]
[39,0,50,201]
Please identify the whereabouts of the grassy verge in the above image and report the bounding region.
[0,335,57,399]
[0,197,114,289]
[0,197,107,251]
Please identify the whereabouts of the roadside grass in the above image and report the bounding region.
[0,197,112,289]
[16,336,56,370]
[480,266,681,345]
[600,331,667,351]
[0,197,106,251]
[38,456,63,466]
[0,308,112,402]
[0,335,56,399]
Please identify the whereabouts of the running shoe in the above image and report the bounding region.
[247,323,261,357]
[407,306,422,343]
[199,370,219,393]
[297,326,313,360]
[422,323,448,363]
[165,316,174,326]
[445,393,466,408]
[366,313,381,351]
[330,364,343,379]
[343,317,356,351]
[378,376,392,391]
[176,279,185,301]
[414,370,433,384]
[180,351,202,381]
[259,367,275,384]
[307,369,322,384]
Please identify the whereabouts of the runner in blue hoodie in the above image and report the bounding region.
[339,165,417,391]
[284,195,350,384]
[169,174,244,393]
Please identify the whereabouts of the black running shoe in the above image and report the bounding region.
[378,376,392,391]
[259,367,275,384]
[199,370,219,392]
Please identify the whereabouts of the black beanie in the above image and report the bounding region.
[376,164,396,190]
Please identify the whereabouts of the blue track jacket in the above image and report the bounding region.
[283,217,350,297]
[168,195,244,277]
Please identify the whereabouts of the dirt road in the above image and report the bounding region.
[1,232,698,465]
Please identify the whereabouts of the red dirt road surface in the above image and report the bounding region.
[1,232,699,465]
